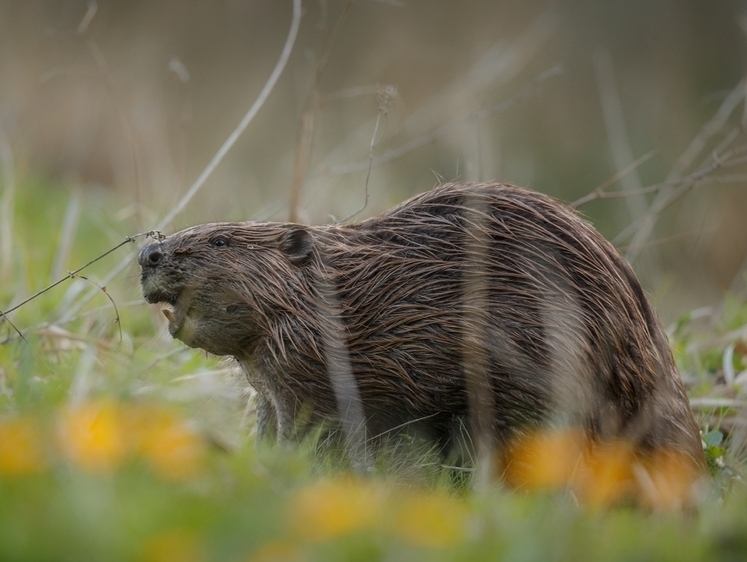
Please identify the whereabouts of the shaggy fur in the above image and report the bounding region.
[139,182,705,470]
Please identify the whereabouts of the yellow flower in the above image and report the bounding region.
[249,540,306,562]
[288,479,383,541]
[135,409,206,481]
[141,528,205,562]
[0,416,46,475]
[393,491,468,548]
[58,401,127,473]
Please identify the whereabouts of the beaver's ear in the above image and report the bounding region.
[280,227,314,265]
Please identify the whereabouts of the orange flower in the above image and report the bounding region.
[504,429,586,489]
[638,450,702,510]
[505,429,702,509]
[0,416,46,475]
[577,441,637,507]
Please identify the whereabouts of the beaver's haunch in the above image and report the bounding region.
[139,183,705,471]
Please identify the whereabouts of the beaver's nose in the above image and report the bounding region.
[139,243,164,267]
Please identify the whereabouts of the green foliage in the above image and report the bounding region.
[2,178,747,561]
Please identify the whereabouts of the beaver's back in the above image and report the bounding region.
[304,183,703,467]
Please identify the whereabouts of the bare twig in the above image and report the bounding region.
[339,110,382,222]
[624,77,747,262]
[316,1,355,80]
[613,142,747,246]
[289,0,355,222]
[0,231,157,319]
[76,274,123,345]
[571,150,657,208]
[59,0,302,323]
[327,65,562,176]
[163,0,301,228]
[615,226,717,253]
[340,86,398,223]
[671,78,746,182]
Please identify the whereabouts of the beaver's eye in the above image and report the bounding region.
[211,237,228,248]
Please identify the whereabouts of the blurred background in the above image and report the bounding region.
[1,0,747,322]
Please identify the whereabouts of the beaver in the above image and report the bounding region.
[138,182,706,474]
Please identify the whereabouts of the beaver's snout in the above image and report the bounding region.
[139,242,179,305]
[139,243,164,268]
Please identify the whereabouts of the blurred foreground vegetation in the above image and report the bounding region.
[2,179,747,561]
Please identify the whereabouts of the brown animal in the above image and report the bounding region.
[139,182,705,474]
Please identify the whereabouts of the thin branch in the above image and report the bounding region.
[327,65,562,177]
[571,150,657,208]
[613,142,747,246]
[316,1,355,80]
[339,97,388,223]
[340,86,397,222]
[615,226,717,253]
[669,77,746,181]
[160,0,302,229]
[59,0,302,322]
[76,274,123,346]
[624,77,747,262]
[0,232,157,319]
[289,0,354,223]
[0,299,146,346]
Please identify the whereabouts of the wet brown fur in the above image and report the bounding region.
[139,182,706,471]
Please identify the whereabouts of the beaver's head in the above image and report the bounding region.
[139,222,315,357]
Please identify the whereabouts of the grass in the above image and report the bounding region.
[2,177,747,561]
